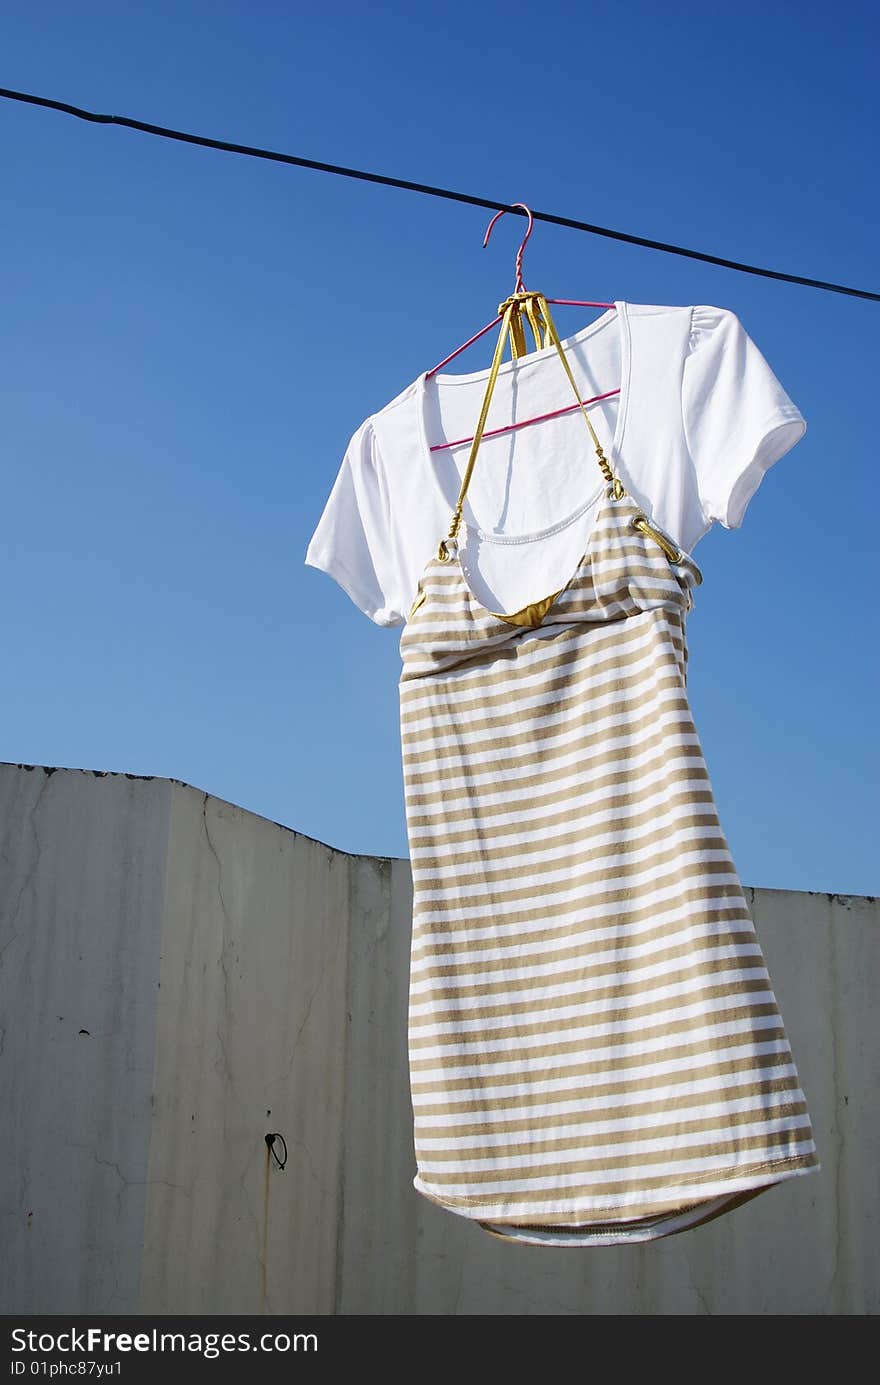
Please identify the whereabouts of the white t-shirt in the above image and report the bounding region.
[304,301,807,626]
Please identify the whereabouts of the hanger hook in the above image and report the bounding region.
[483,202,534,295]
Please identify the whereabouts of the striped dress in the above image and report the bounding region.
[397,313,820,1242]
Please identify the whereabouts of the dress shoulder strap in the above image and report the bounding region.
[437,291,625,563]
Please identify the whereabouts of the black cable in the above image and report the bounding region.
[1,84,876,303]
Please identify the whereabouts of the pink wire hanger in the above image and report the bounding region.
[425,202,619,454]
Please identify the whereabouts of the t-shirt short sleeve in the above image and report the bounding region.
[681,305,807,531]
[304,417,407,626]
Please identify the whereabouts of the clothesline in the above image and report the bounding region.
[1,84,876,304]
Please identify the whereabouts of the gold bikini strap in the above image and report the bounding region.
[506,289,552,359]
[437,291,625,562]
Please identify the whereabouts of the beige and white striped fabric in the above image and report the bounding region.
[398,476,820,1246]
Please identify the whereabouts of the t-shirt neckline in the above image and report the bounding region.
[415,300,632,545]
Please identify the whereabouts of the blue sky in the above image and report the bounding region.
[2,1,877,896]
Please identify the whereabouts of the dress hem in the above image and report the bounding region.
[412,1154,821,1247]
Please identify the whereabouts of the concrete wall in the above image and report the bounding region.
[0,761,876,1315]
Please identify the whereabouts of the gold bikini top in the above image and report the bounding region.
[423,290,693,627]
